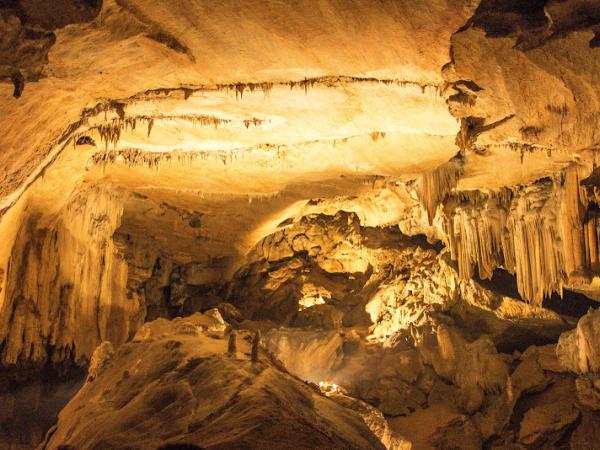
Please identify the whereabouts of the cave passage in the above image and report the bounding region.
[475,268,599,318]
[3,1,600,449]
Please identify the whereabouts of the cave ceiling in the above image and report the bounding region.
[2,0,598,215]
[1,0,596,254]
[2,1,600,292]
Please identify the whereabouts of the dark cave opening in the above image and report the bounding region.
[474,268,599,318]
[0,366,85,448]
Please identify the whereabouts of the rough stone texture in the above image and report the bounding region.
[518,402,580,447]
[0,184,141,368]
[575,376,600,410]
[557,307,600,373]
[0,0,471,211]
[43,312,385,450]
[4,2,600,449]
[261,329,344,384]
[430,416,483,450]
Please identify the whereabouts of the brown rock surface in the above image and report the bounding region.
[42,312,385,450]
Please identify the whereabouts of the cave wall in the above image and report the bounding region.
[0,183,140,368]
[445,0,600,155]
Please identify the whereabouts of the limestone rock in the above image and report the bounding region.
[557,307,600,374]
[0,185,139,367]
[575,376,600,410]
[358,378,427,417]
[293,304,344,329]
[3,3,600,449]
[418,325,509,404]
[333,394,412,450]
[44,314,385,450]
[262,328,345,384]
[519,344,566,374]
[518,402,580,447]
[430,416,483,450]
[215,302,243,326]
[511,354,551,396]
[569,411,600,450]
[86,341,114,383]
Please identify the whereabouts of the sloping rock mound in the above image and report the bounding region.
[41,312,385,450]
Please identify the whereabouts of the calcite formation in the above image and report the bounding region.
[3,1,600,449]
[0,184,139,367]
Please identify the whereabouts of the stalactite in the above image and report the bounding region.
[235,83,245,99]
[441,163,600,305]
[557,164,600,280]
[369,131,386,142]
[138,114,232,129]
[560,165,588,277]
[142,77,439,103]
[506,181,566,303]
[0,185,137,367]
[442,189,511,281]
[110,101,126,121]
[261,82,273,97]
[97,120,122,148]
[94,113,244,149]
[183,88,193,100]
[472,142,553,161]
[581,168,600,272]
[441,177,572,306]
[243,118,264,128]
[83,75,440,154]
[416,154,463,224]
[147,118,154,138]
[216,82,274,98]
[95,113,270,146]
[91,147,249,170]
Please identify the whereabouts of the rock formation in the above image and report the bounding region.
[2,1,600,449]
[41,311,385,450]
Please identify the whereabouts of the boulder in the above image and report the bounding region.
[430,416,483,450]
[518,402,580,447]
[44,314,385,450]
[557,308,600,374]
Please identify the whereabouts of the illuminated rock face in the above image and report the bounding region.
[43,312,385,450]
[4,1,600,449]
[0,184,138,367]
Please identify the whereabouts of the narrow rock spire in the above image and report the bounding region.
[228,330,237,356]
[251,330,261,362]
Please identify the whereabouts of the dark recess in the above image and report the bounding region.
[475,268,598,318]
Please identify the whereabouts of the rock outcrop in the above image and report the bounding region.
[42,312,385,450]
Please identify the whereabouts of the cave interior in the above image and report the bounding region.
[3,1,600,449]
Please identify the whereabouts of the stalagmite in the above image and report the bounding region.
[251,330,261,362]
[228,330,237,355]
